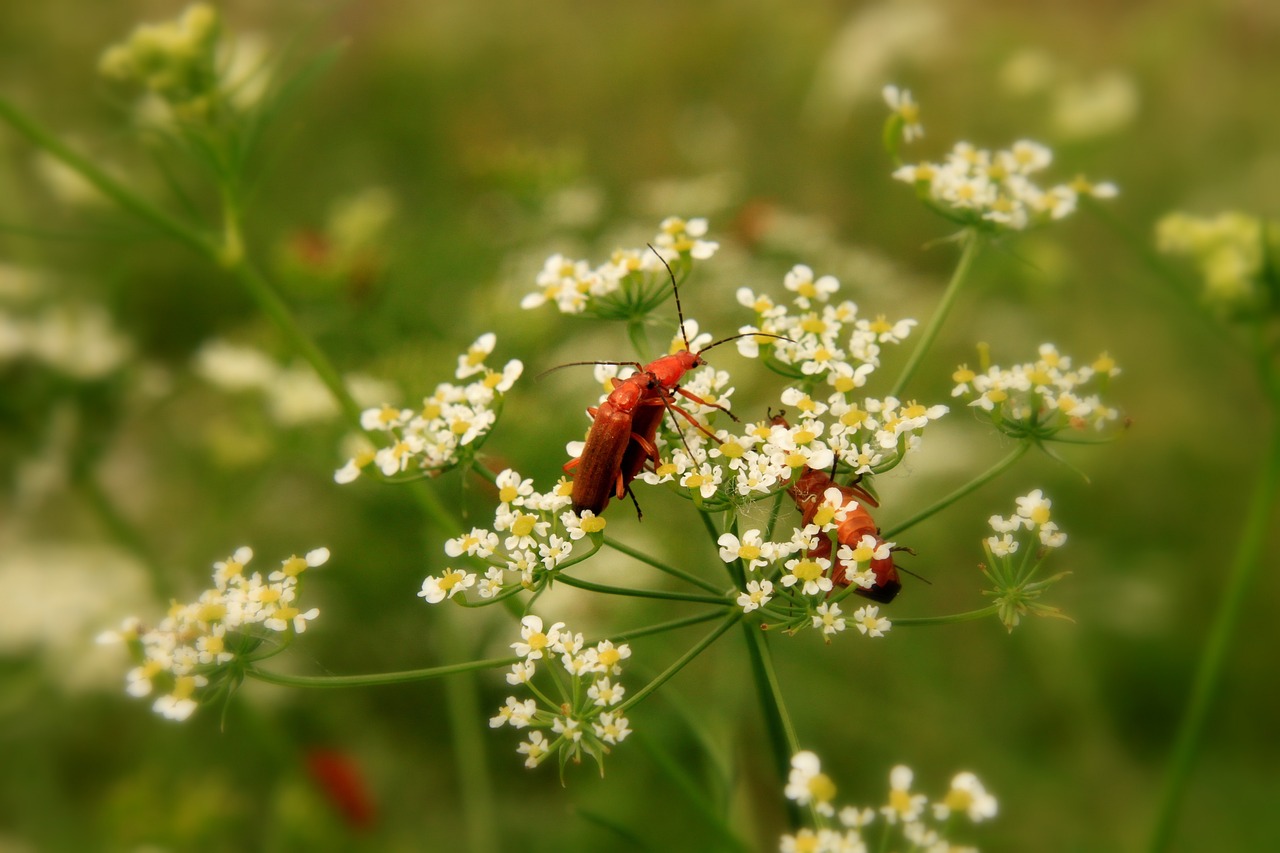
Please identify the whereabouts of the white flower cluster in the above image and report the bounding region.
[952,343,1121,435]
[720,520,891,640]
[492,616,633,770]
[615,266,942,511]
[418,469,604,603]
[986,489,1068,556]
[885,86,1117,232]
[0,299,132,380]
[98,546,329,721]
[981,490,1072,632]
[521,216,719,315]
[781,751,997,853]
[335,333,522,483]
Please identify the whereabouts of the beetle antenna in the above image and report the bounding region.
[698,330,794,355]
[537,360,645,380]
[647,243,691,352]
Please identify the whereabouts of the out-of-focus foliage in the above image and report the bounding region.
[2,1,1279,850]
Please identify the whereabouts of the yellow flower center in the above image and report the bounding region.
[196,602,226,623]
[792,560,823,582]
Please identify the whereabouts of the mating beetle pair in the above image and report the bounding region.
[556,250,903,603]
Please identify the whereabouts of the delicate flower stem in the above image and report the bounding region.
[73,464,174,600]
[0,96,217,256]
[247,654,521,688]
[881,442,1031,540]
[633,731,754,853]
[438,608,498,853]
[741,622,802,828]
[0,98,458,526]
[555,573,730,606]
[604,535,725,595]
[888,228,982,400]
[889,606,998,627]
[1147,419,1280,853]
[627,318,653,363]
[607,610,731,643]
[619,612,741,713]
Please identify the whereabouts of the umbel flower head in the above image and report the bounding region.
[982,490,1072,632]
[334,333,522,484]
[952,343,1122,440]
[884,84,1117,233]
[778,751,997,851]
[521,216,718,320]
[98,546,330,720]
[491,615,633,774]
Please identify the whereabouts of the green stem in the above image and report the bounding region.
[1147,419,1280,852]
[881,442,1031,540]
[0,97,216,256]
[889,229,982,400]
[228,259,366,428]
[889,606,998,627]
[634,731,753,853]
[606,610,731,643]
[627,319,653,362]
[74,466,173,601]
[247,654,519,689]
[619,612,741,712]
[740,622,801,828]
[439,609,498,853]
[555,573,729,606]
[604,535,724,594]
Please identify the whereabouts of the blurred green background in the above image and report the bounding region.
[2,1,1278,850]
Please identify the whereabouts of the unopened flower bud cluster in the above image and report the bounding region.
[781,750,997,853]
[417,468,605,603]
[334,333,522,483]
[885,85,1117,232]
[99,4,221,111]
[492,616,633,771]
[952,343,1121,437]
[1157,210,1277,317]
[99,546,329,721]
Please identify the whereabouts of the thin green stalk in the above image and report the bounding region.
[889,229,981,400]
[0,97,216,256]
[604,535,724,594]
[634,731,753,853]
[607,610,730,643]
[889,606,998,627]
[628,319,653,363]
[740,622,801,828]
[555,573,729,606]
[74,467,173,600]
[247,654,520,689]
[439,609,498,853]
[619,612,741,712]
[1148,419,1280,853]
[881,442,1031,540]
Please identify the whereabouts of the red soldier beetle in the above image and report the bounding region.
[774,414,903,603]
[560,247,789,517]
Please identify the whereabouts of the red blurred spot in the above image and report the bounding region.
[306,748,377,830]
